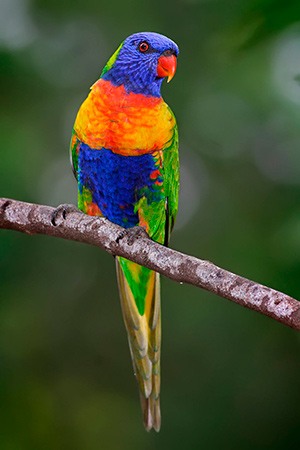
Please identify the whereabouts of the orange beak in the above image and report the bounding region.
[157,54,177,83]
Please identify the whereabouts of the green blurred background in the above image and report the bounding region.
[1,0,300,448]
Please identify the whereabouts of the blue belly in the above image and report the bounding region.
[78,143,163,228]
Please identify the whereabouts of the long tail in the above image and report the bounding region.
[116,256,161,432]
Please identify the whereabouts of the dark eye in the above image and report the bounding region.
[139,41,149,53]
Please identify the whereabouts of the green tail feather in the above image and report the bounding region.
[116,257,161,432]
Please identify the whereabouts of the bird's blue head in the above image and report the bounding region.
[101,32,179,97]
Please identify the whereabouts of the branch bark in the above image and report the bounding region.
[1,197,300,331]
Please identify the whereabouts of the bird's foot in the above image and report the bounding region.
[51,203,80,226]
[115,229,127,244]
[116,226,148,245]
[127,226,149,245]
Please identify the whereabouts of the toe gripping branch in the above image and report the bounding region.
[51,204,80,226]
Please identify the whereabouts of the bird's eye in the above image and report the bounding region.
[139,41,149,53]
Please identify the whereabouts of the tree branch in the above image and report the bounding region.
[1,197,300,331]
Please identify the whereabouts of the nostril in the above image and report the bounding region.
[162,49,174,57]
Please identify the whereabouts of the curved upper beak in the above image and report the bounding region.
[157,54,177,83]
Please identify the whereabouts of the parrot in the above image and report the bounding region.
[70,32,179,432]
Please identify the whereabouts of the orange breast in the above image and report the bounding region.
[74,79,175,155]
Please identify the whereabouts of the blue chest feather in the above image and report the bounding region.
[78,143,163,227]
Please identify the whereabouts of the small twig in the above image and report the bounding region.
[1,197,299,331]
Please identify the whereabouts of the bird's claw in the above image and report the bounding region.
[51,203,79,226]
[115,229,127,244]
[127,226,149,245]
[115,226,148,245]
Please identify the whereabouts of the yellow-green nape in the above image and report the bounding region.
[100,42,123,77]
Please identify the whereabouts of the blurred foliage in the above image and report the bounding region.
[1,0,300,449]
[235,0,300,49]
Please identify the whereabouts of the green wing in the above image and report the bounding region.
[70,130,80,180]
[163,112,179,245]
[134,114,179,246]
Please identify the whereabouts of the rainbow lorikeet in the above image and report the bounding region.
[70,32,179,431]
